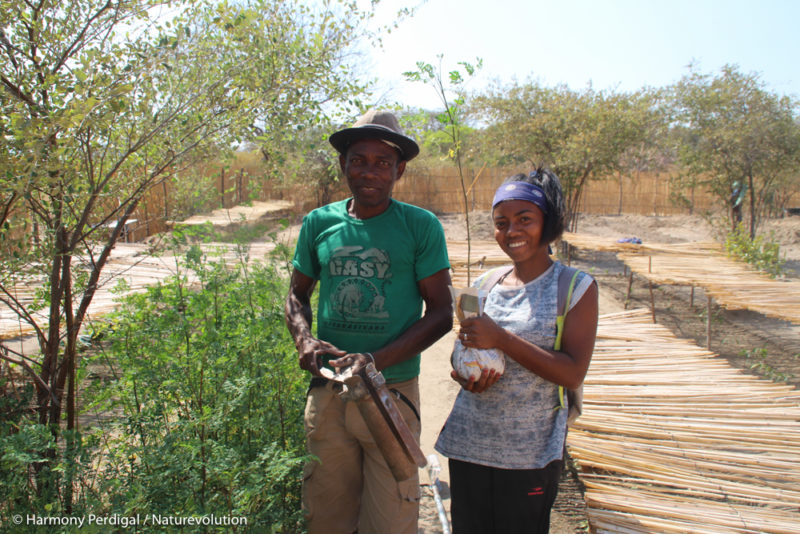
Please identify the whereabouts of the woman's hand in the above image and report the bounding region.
[458,315,504,350]
[450,367,501,393]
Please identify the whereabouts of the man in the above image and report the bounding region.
[285,110,453,534]
[730,181,746,231]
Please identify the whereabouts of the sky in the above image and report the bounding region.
[363,0,800,110]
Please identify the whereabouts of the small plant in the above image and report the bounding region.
[405,56,481,285]
[741,347,794,383]
[92,246,308,531]
[724,224,786,277]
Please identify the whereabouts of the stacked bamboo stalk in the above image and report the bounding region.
[570,309,800,533]
[446,240,508,288]
[0,241,280,341]
[562,233,800,325]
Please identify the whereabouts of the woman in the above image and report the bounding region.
[435,168,599,533]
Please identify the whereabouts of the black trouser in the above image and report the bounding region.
[448,458,562,534]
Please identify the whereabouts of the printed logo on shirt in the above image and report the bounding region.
[329,246,391,323]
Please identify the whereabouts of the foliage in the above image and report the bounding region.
[0,0,377,507]
[672,64,800,238]
[404,56,482,284]
[97,245,306,531]
[400,108,480,169]
[1,243,309,532]
[724,224,786,278]
[470,82,658,231]
[741,347,794,383]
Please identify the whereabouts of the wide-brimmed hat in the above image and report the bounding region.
[329,109,419,161]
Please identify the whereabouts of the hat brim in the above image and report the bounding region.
[329,125,419,161]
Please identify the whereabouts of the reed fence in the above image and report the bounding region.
[391,166,718,216]
[0,165,720,249]
[130,166,719,243]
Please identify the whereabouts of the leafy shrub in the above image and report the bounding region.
[0,243,307,533]
[89,246,307,532]
[724,224,786,278]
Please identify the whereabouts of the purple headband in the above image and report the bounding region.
[492,181,548,213]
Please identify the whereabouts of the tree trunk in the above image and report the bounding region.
[220,168,226,208]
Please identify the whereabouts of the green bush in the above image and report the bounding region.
[724,224,786,278]
[95,247,307,532]
[1,245,308,533]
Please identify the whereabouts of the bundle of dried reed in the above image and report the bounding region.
[570,309,800,533]
[563,232,800,325]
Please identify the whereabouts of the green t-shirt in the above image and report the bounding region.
[292,199,450,383]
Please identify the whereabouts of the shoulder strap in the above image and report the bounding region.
[556,265,581,412]
[556,265,581,319]
[478,265,514,291]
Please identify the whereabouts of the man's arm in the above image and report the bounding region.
[285,268,346,376]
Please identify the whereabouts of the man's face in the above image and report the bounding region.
[340,138,406,215]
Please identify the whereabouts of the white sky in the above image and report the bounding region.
[364,0,800,110]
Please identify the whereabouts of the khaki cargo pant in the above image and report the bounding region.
[303,377,421,534]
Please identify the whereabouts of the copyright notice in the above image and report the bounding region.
[11,513,247,528]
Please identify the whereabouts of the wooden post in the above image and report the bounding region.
[220,168,226,208]
[690,285,694,308]
[706,295,712,350]
[625,271,634,310]
[649,281,656,323]
[143,200,150,238]
[648,256,652,273]
[162,180,168,219]
[652,172,659,216]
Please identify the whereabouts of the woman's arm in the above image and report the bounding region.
[460,280,598,390]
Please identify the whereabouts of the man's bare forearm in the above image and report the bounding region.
[285,290,313,348]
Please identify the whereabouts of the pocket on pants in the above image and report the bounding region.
[304,386,333,438]
[397,475,421,503]
[301,459,317,520]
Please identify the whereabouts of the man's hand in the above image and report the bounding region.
[286,269,349,377]
[329,352,374,375]
[297,337,347,376]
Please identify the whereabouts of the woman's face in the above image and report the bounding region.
[493,199,548,263]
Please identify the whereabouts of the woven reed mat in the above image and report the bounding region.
[1,241,280,341]
[562,232,800,325]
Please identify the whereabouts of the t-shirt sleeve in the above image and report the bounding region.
[291,214,320,280]
[568,272,595,312]
[414,214,451,281]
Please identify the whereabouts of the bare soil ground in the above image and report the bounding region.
[417,212,800,534]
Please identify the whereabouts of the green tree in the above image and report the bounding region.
[0,0,376,509]
[404,56,482,283]
[471,82,649,231]
[672,64,800,237]
[401,108,479,169]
